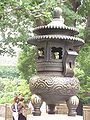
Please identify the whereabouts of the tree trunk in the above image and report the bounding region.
[84,12,90,43]
[69,0,81,26]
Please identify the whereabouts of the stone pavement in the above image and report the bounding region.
[0,114,83,120]
[0,117,5,120]
[27,114,83,120]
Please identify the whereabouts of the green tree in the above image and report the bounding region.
[0,0,56,55]
[0,65,19,78]
[0,78,17,103]
[17,46,36,82]
[0,0,90,104]
[17,79,31,102]
[0,77,30,104]
[0,0,82,55]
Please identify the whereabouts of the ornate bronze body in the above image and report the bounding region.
[28,7,84,116]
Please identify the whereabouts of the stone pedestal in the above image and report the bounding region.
[27,114,83,120]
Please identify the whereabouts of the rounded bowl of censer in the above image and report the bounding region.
[30,74,80,104]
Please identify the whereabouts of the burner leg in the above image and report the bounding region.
[47,104,55,114]
[66,96,79,116]
[31,94,43,116]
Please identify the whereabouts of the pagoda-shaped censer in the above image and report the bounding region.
[28,7,84,116]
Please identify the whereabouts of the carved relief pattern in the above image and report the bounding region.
[30,75,80,98]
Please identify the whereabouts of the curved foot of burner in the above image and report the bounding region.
[31,94,43,116]
[47,104,55,114]
[66,96,79,116]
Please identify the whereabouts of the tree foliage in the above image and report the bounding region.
[0,0,82,54]
[17,46,36,82]
[0,77,30,104]
[0,65,19,78]
[0,0,90,103]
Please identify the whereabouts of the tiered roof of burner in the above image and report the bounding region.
[28,7,84,46]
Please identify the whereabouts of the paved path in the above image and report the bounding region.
[27,114,83,120]
[0,114,83,120]
[0,117,5,120]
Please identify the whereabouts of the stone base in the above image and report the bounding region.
[27,114,83,120]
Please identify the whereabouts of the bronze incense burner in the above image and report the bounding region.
[28,7,84,116]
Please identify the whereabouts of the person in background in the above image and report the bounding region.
[18,97,26,120]
[18,93,23,100]
[11,96,19,120]
[28,100,34,114]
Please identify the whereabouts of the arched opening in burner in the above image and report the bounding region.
[38,48,44,59]
[51,47,62,59]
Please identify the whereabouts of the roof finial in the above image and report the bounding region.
[47,7,65,27]
[53,7,62,18]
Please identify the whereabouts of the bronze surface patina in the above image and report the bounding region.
[28,7,84,116]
